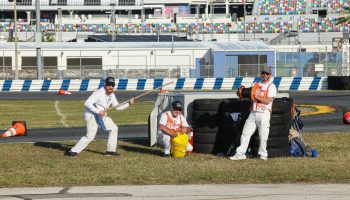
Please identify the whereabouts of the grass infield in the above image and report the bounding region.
[0,133,349,187]
[0,100,154,129]
[0,100,348,186]
[0,100,326,129]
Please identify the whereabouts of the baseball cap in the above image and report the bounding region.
[105,77,116,87]
[261,69,272,75]
[172,101,183,111]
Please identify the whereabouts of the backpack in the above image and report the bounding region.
[288,137,308,157]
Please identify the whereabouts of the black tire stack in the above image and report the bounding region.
[220,99,251,156]
[192,99,223,154]
[250,97,293,158]
[192,97,293,158]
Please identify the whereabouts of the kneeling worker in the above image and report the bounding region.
[157,101,193,157]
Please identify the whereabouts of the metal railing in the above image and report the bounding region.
[1,0,143,6]
[0,48,345,80]
[0,64,346,80]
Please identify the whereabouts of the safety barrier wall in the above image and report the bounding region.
[0,77,328,92]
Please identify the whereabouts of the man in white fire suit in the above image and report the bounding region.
[65,77,134,157]
[230,69,277,161]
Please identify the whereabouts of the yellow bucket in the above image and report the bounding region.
[171,132,189,158]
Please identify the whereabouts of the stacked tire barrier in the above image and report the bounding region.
[250,97,293,158]
[328,76,350,90]
[220,99,251,156]
[192,99,224,154]
[192,97,293,158]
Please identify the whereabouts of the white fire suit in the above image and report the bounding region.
[235,81,277,158]
[71,87,129,153]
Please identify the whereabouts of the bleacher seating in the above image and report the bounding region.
[257,0,307,15]
[237,21,293,33]
[0,18,348,34]
[0,22,233,34]
[0,0,350,35]
[310,0,349,13]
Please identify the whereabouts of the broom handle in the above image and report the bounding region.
[106,81,175,111]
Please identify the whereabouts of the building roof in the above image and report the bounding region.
[1,41,273,51]
[86,35,191,42]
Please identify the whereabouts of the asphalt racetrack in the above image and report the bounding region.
[0,91,349,144]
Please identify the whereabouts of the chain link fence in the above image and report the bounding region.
[0,51,345,79]
[0,65,346,80]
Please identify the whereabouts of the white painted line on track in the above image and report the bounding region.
[54,101,70,128]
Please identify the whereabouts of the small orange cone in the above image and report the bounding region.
[58,89,72,95]
[1,121,27,138]
[160,87,168,94]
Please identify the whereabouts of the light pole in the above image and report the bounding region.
[36,0,43,80]
[13,0,19,79]
[110,0,116,42]
[157,25,160,42]
[171,24,175,53]
[243,0,246,41]
[253,20,256,40]
[317,21,321,44]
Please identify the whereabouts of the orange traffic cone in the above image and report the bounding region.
[1,121,27,138]
[159,87,168,94]
[58,89,72,95]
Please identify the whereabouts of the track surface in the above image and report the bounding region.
[288,91,349,133]
[0,91,349,143]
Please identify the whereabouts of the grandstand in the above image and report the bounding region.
[0,0,349,79]
[0,0,347,44]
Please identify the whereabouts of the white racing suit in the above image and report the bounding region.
[71,87,129,153]
[235,81,277,158]
[157,111,193,155]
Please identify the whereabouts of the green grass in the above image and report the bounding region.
[0,100,154,129]
[0,100,316,130]
[0,100,348,186]
[0,133,349,187]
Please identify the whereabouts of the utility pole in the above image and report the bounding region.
[317,21,321,45]
[36,0,42,79]
[243,0,246,41]
[58,8,62,42]
[13,0,19,79]
[111,0,116,42]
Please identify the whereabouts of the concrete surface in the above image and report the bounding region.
[0,184,350,200]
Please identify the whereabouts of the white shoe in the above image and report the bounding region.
[164,150,170,155]
[259,155,268,161]
[229,154,246,160]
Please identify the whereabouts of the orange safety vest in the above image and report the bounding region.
[165,111,183,132]
[251,82,273,113]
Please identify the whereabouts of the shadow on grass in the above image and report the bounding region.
[34,142,107,156]
[122,138,149,146]
[33,139,162,156]
[34,142,72,153]
[119,138,163,156]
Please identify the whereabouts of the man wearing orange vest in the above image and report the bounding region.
[157,100,193,157]
[230,69,277,161]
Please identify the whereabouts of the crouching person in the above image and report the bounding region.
[157,101,193,157]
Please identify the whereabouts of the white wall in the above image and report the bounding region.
[1,46,210,71]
